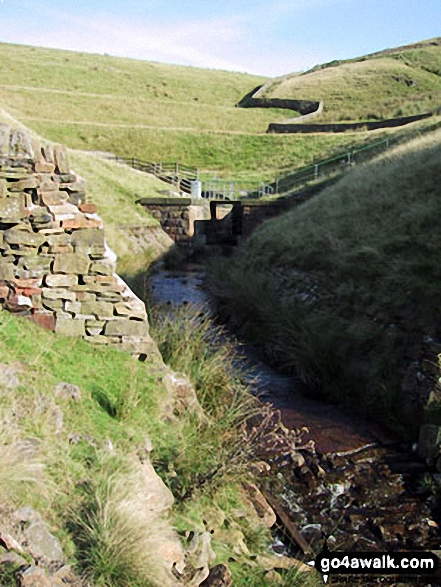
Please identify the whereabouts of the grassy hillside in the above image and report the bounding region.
[260,37,441,122]
[0,304,319,586]
[209,126,441,436]
[0,41,417,182]
[68,150,174,274]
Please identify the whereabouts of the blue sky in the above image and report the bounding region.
[0,0,440,76]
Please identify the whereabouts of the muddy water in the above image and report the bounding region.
[148,265,440,561]
[148,265,379,455]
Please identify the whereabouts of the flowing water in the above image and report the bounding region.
[148,264,440,562]
[149,265,380,454]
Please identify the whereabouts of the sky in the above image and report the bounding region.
[0,0,440,77]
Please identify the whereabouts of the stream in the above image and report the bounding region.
[148,264,441,574]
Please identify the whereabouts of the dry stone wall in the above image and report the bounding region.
[0,124,158,361]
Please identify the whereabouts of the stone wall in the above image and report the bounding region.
[267,112,433,134]
[0,124,158,361]
[138,198,210,245]
[236,84,322,117]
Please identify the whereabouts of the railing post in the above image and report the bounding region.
[314,164,319,179]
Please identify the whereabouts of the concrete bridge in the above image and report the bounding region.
[136,197,293,247]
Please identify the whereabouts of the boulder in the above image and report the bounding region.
[24,521,64,562]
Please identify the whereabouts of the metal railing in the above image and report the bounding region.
[274,138,390,195]
[112,156,199,194]
[111,116,441,200]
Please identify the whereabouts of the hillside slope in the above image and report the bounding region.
[259,37,441,122]
[0,41,415,182]
[210,126,441,436]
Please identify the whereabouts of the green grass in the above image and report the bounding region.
[0,305,298,586]
[67,150,173,274]
[33,119,401,181]
[3,40,436,183]
[260,38,441,122]
[208,127,441,436]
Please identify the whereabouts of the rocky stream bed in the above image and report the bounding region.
[149,265,441,586]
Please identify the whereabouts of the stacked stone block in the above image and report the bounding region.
[0,124,157,360]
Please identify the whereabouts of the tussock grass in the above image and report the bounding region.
[209,127,441,434]
[150,307,260,497]
[0,442,46,503]
[70,454,178,587]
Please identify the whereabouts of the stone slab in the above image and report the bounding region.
[0,193,26,222]
[105,319,148,337]
[53,253,90,275]
[42,287,76,302]
[81,300,114,319]
[55,317,85,337]
[45,274,78,288]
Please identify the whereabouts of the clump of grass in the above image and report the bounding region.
[70,453,179,587]
[150,306,259,497]
[0,442,46,504]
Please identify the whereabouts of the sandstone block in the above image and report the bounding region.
[4,227,44,248]
[89,259,115,276]
[76,291,96,302]
[42,299,63,311]
[26,311,56,331]
[61,215,102,230]
[9,128,34,158]
[105,319,148,337]
[45,274,78,288]
[96,292,123,303]
[42,287,76,302]
[81,300,114,319]
[36,174,58,192]
[84,334,112,345]
[64,300,82,315]
[0,193,26,222]
[49,245,74,254]
[8,176,38,191]
[54,173,77,183]
[40,190,68,207]
[53,253,90,274]
[0,179,7,197]
[114,301,147,321]
[70,228,105,255]
[0,260,14,280]
[41,143,55,165]
[120,336,159,358]
[47,203,79,216]
[54,145,70,174]
[34,161,56,173]
[28,206,54,226]
[24,521,64,562]
[18,255,53,274]
[55,317,85,337]
[18,566,54,587]
[79,203,97,214]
